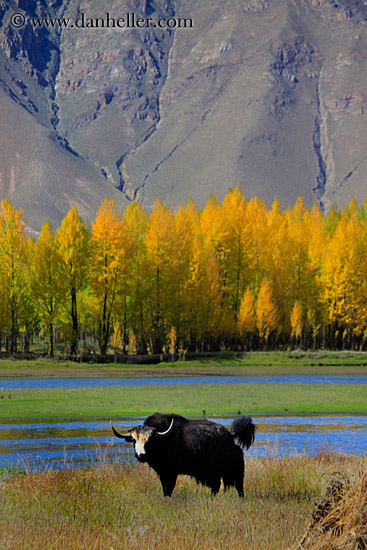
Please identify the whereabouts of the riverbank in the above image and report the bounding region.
[1,382,367,418]
[1,351,366,419]
[1,452,365,550]
[1,350,367,379]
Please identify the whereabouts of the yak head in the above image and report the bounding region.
[110,419,174,462]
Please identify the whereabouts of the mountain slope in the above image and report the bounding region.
[1,0,367,230]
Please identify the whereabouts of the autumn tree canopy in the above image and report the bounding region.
[1,190,367,355]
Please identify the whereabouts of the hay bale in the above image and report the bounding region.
[296,469,367,549]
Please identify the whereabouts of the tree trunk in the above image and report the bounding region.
[49,322,54,357]
[70,287,78,355]
[10,301,17,355]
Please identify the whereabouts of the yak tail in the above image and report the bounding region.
[231,415,256,450]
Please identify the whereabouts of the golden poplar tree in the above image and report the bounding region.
[123,202,149,352]
[90,198,132,354]
[237,288,256,349]
[267,198,322,342]
[305,204,328,344]
[0,199,31,354]
[30,220,63,356]
[290,301,303,345]
[127,330,137,356]
[168,325,177,358]
[325,207,367,347]
[170,201,196,339]
[145,198,176,351]
[266,198,289,333]
[55,206,91,355]
[256,279,279,348]
[9,191,367,354]
[200,255,233,348]
[319,205,363,347]
[188,235,230,350]
[243,197,271,296]
[222,187,250,317]
[111,321,123,362]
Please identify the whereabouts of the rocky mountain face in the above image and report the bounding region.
[1,0,367,231]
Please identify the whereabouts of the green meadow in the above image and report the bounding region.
[1,383,367,419]
[1,351,367,418]
[1,350,367,377]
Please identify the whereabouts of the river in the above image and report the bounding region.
[1,375,366,470]
[1,414,366,470]
[1,375,367,389]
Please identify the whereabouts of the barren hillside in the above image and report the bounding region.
[1,0,367,230]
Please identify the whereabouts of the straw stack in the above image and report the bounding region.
[296,469,367,549]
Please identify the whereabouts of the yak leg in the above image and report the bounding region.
[222,474,244,498]
[235,478,244,498]
[159,473,177,497]
[196,470,221,495]
[207,476,221,495]
[234,447,245,498]
[222,447,244,498]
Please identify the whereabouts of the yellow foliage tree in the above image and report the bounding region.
[30,220,63,356]
[127,330,137,356]
[221,187,249,317]
[290,301,303,345]
[144,198,176,351]
[4,191,367,354]
[0,199,32,354]
[256,280,279,347]
[111,321,123,362]
[90,198,132,354]
[171,201,196,337]
[237,287,256,349]
[168,326,177,358]
[123,202,150,350]
[55,206,91,355]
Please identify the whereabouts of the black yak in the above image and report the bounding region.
[111,412,256,497]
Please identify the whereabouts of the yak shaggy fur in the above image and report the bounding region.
[112,412,256,498]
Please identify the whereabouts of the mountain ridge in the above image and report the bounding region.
[1,0,367,230]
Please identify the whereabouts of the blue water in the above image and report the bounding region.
[0,415,366,470]
[1,375,366,469]
[2,375,367,389]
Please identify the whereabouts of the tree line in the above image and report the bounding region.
[1,189,367,356]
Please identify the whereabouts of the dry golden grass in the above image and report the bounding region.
[0,450,365,550]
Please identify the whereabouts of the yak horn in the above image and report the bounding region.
[110,420,129,439]
[157,419,174,436]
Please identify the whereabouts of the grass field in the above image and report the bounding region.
[1,351,367,418]
[0,451,364,550]
[1,350,367,379]
[1,382,367,418]
[1,353,366,549]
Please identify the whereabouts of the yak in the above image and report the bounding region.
[111,412,256,497]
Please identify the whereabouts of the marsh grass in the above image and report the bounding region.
[1,350,367,378]
[2,382,367,419]
[1,450,364,550]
